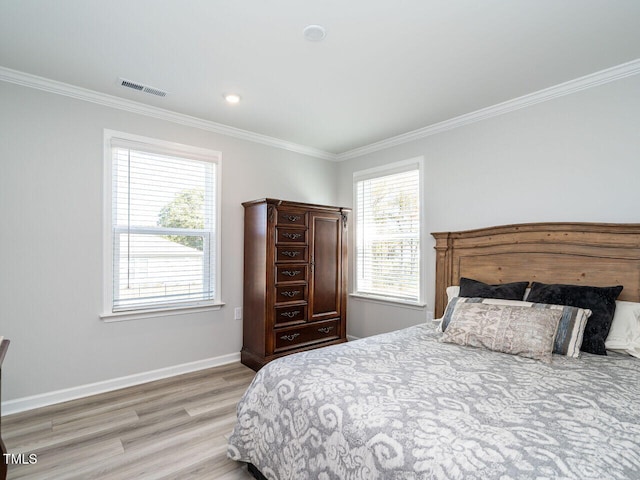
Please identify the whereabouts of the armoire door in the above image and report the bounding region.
[308,211,342,322]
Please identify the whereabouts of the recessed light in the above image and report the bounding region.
[303,24,326,42]
[224,93,241,104]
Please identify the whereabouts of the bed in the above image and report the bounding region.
[227,222,640,479]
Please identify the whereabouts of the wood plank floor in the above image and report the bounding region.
[3,362,257,480]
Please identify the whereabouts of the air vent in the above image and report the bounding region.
[118,78,167,97]
[142,86,167,97]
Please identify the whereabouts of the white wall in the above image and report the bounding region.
[338,75,640,339]
[0,81,338,402]
[3,72,640,405]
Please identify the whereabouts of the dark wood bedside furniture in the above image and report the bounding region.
[0,338,9,480]
[241,199,350,371]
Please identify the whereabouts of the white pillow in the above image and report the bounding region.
[605,300,640,358]
[446,286,460,304]
[436,286,461,328]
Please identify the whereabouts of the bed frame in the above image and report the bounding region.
[244,222,640,479]
[432,222,640,318]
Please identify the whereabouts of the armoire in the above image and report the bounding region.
[241,198,350,370]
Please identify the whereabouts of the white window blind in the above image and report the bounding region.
[109,137,219,312]
[355,162,421,302]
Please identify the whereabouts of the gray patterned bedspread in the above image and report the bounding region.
[227,324,640,479]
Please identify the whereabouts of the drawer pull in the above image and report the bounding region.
[281,270,301,277]
[281,333,301,342]
[280,310,300,318]
[280,290,301,298]
[282,232,303,240]
[285,215,301,222]
[318,327,334,334]
[281,251,301,258]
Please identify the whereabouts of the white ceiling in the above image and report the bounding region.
[2,0,640,156]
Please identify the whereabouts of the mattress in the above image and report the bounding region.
[228,323,640,479]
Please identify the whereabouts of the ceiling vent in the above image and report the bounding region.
[118,78,167,97]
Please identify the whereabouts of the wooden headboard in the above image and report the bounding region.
[432,222,640,317]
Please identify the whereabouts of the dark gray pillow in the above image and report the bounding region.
[526,282,623,355]
[459,277,529,301]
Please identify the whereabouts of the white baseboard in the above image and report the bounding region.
[347,334,361,341]
[2,352,241,416]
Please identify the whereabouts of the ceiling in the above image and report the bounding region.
[1,0,640,156]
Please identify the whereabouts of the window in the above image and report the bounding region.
[103,131,222,317]
[353,158,424,305]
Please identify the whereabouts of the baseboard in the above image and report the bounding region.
[1,352,241,416]
[347,334,360,341]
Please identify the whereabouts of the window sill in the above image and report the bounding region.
[100,302,225,322]
[349,293,426,310]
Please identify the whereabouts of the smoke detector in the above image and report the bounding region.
[118,78,168,97]
[303,25,327,42]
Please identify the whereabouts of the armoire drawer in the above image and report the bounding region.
[277,209,307,226]
[274,304,307,326]
[276,265,308,283]
[274,319,340,352]
[276,227,307,244]
[276,246,308,262]
[275,285,307,303]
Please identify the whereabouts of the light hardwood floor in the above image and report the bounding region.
[3,362,257,480]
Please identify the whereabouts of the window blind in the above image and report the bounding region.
[355,167,420,302]
[111,140,217,312]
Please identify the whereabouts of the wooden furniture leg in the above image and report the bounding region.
[0,339,10,480]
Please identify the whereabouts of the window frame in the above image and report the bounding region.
[101,130,223,321]
[351,157,426,308]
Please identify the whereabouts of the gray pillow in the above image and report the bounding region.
[441,302,562,362]
[441,297,591,358]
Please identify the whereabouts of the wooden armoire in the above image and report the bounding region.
[241,199,349,370]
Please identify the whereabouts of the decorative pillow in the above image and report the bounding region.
[526,282,623,355]
[605,300,640,358]
[441,302,562,362]
[459,277,529,300]
[441,297,591,358]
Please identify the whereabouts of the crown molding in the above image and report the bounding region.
[2,59,639,163]
[0,66,338,161]
[336,58,640,161]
